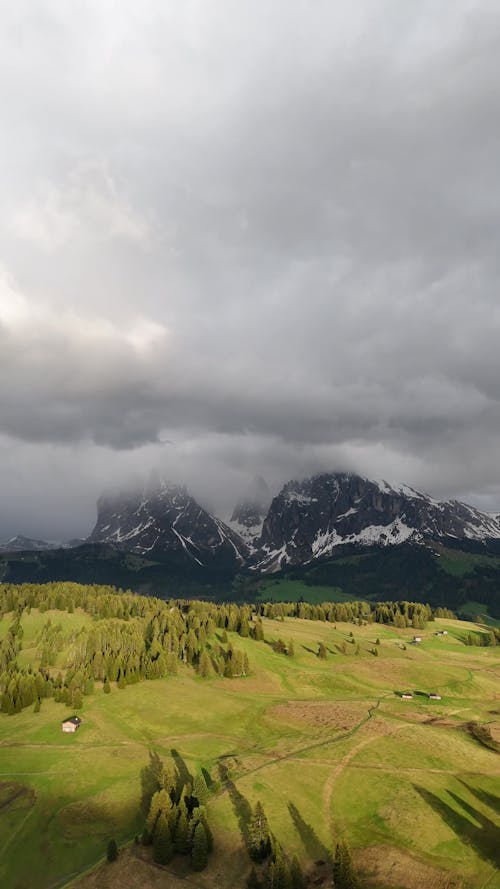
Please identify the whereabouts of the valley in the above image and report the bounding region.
[0,587,499,889]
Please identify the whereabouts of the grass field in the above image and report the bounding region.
[256,578,359,604]
[0,610,499,889]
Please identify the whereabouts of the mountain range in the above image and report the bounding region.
[3,471,500,615]
[87,471,500,568]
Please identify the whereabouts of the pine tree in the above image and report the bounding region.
[290,855,305,889]
[333,841,359,889]
[106,838,118,862]
[146,788,172,834]
[103,678,111,694]
[318,642,327,659]
[193,773,209,806]
[34,698,41,713]
[191,821,208,871]
[249,801,271,861]
[287,639,295,657]
[199,650,213,678]
[153,813,173,865]
[174,809,190,854]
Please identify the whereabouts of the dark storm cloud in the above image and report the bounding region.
[1,0,500,537]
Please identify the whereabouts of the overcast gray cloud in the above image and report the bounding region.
[1,0,500,538]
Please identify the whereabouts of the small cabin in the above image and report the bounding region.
[435,631,443,637]
[412,636,422,644]
[401,693,413,700]
[61,715,81,733]
[429,693,442,701]
[442,630,448,635]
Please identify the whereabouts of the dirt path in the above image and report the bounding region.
[322,718,408,827]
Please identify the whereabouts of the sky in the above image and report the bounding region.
[1,0,500,539]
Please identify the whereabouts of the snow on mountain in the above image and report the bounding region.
[252,472,500,571]
[87,477,248,568]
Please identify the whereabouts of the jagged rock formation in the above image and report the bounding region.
[86,471,500,577]
[88,478,248,568]
[253,472,500,571]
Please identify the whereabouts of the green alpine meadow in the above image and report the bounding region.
[0,583,498,889]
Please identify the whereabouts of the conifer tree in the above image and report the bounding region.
[174,808,190,854]
[191,821,208,871]
[103,677,111,694]
[199,650,213,678]
[153,813,173,865]
[147,788,172,834]
[249,801,271,860]
[333,841,359,889]
[106,838,118,862]
[193,773,209,806]
[254,620,264,641]
[318,642,327,659]
[290,855,305,889]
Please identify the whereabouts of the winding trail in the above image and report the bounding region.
[322,718,408,827]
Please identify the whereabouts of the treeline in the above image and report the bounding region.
[0,583,252,715]
[256,599,453,629]
[0,581,456,717]
[464,628,500,647]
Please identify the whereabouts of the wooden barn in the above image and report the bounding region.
[61,716,81,733]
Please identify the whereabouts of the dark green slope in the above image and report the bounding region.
[1,539,500,615]
[0,544,237,598]
[257,541,500,617]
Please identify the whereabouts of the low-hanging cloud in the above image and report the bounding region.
[1,0,500,538]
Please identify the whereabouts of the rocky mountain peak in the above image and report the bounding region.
[254,471,500,571]
[88,476,248,568]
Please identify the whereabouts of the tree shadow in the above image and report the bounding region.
[301,644,316,655]
[414,785,500,868]
[171,748,192,797]
[288,801,331,864]
[140,750,163,813]
[201,766,213,789]
[458,781,500,816]
[218,762,252,850]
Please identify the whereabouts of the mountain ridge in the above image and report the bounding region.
[86,471,500,573]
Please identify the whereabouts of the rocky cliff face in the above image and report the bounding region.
[253,472,500,571]
[87,471,500,575]
[88,478,248,568]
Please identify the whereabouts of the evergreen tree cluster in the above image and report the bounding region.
[0,583,253,715]
[257,599,452,628]
[464,628,499,646]
[0,581,460,718]
[142,754,213,872]
[246,801,305,889]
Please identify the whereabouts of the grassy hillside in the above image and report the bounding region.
[0,600,499,889]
